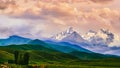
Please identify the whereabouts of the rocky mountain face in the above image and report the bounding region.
[51,27,120,56]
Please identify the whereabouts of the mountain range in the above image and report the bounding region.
[0,30,120,65]
[0,35,31,46]
[0,27,120,56]
[0,39,118,63]
[51,27,120,56]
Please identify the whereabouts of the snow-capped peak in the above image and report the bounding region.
[62,31,85,43]
[82,30,97,40]
[51,27,120,47]
[66,27,74,34]
[51,27,85,44]
[82,28,115,46]
[51,27,74,41]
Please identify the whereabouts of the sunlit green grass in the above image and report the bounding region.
[8,63,120,68]
[0,44,120,68]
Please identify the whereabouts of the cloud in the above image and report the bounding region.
[0,0,120,46]
[90,0,113,3]
[0,15,33,38]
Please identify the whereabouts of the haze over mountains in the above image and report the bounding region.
[0,35,31,45]
[0,0,120,39]
[52,27,120,46]
[0,27,120,56]
[51,27,120,56]
[0,1,120,67]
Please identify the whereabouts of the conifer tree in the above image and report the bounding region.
[23,52,30,65]
[14,51,19,64]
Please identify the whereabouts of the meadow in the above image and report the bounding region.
[0,44,120,68]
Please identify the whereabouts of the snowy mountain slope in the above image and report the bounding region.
[62,31,85,43]
[51,27,120,56]
[81,29,120,47]
[51,27,85,43]
[51,27,74,41]
[51,27,120,46]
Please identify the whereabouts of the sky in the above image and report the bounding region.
[0,0,120,40]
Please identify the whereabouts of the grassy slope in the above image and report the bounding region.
[0,50,13,63]
[0,44,120,68]
[28,40,119,60]
[0,44,80,64]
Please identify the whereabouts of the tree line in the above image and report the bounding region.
[14,51,30,65]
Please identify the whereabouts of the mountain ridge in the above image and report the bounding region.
[0,35,31,46]
[51,27,120,56]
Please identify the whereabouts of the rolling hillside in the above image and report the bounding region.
[0,43,120,68]
[0,44,80,64]
[29,39,92,53]
[0,50,13,63]
[0,43,119,64]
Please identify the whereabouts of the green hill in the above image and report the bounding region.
[0,44,80,64]
[0,50,13,63]
[0,44,120,68]
[0,44,119,63]
[28,40,119,59]
[28,39,80,53]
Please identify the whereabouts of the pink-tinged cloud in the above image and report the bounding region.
[0,0,120,46]
[90,0,113,3]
